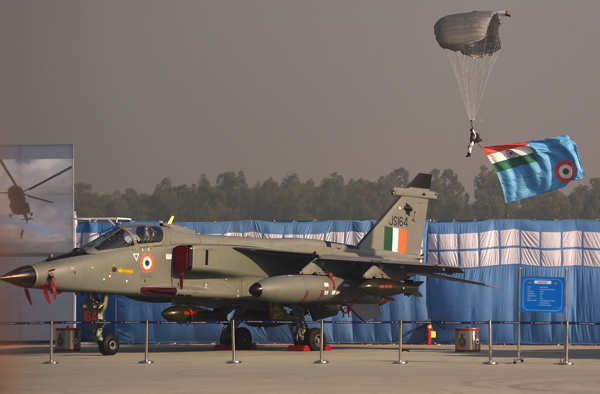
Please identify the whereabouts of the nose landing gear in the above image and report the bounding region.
[82,294,120,355]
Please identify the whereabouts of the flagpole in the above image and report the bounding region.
[504,203,510,219]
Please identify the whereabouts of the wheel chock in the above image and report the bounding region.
[287,344,331,351]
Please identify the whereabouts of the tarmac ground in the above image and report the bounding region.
[1,342,600,394]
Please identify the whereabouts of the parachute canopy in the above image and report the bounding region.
[434,10,510,122]
[434,11,508,57]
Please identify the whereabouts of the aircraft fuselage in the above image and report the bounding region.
[7,185,30,217]
[22,225,399,307]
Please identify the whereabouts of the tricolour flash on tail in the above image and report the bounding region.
[357,173,438,257]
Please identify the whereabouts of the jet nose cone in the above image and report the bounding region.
[0,265,36,288]
[249,282,263,297]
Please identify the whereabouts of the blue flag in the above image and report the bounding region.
[482,135,584,203]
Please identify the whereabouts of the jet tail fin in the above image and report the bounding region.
[406,173,432,189]
[357,173,437,258]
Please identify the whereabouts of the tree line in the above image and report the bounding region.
[75,166,600,222]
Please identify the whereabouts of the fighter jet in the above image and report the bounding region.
[1,173,492,355]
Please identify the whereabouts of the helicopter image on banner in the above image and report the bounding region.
[0,159,72,223]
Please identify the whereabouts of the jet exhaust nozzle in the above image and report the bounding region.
[0,266,36,288]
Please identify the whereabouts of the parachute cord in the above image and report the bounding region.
[446,49,499,124]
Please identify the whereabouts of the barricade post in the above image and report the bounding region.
[138,320,153,364]
[560,320,572,366]
[514,266,524,364]
[484,320,496,365]
[314,319,328,364]
[227,319,241,364]
[392,320,407,365]
[44,320,58,365]
[560,267,573,366]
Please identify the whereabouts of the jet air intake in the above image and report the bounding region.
[249,274,341,304]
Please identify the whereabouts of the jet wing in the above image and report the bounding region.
[233,247,317,272]
[234,246,494,288]
[316,253,462,273]
[311,253,495,287]
[422,272,497,288]
[234,246,316,261]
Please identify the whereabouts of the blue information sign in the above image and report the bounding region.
[520,276,564,313]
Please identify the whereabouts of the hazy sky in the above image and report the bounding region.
[1,1,598,195]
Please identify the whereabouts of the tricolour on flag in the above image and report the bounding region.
[383,226,407,253]
[482,135,584,203]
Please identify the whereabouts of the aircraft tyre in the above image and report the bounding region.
[235,327,252,350]
[219,327,232,345]
[306,328,324,351]
[100,334,120,355]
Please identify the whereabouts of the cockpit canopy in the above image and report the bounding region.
[87,225,164,250]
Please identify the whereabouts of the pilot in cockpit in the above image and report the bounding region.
[137,225,152,243]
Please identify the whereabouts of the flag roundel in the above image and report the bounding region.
[140,253,154,273]
[554,160,575,183]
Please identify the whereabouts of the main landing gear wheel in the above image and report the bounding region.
[219,326,253,349]
[99,333,120,355]
[306,328,324,351]
[291,324,307,346]
[235,327,252,350]
[219,327,232,345]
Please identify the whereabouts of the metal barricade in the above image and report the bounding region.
[43,320,58,365]
[314,320,328,365]
[484,320,496,365]
[227,319,241,365]
[138,320,153,364]
[2,318,599,366]
[392,320,407,365]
